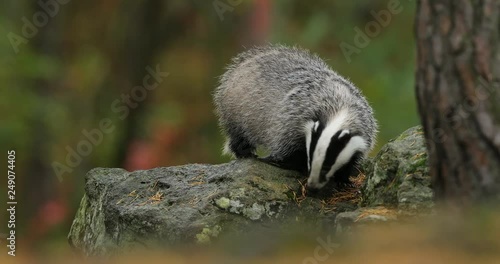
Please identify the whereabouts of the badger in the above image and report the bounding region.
[213,45,377,191]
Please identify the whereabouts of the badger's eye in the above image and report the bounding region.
[320,166,330,175]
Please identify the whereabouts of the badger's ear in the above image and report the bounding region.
[333,129,352,143]
[313,121,320,132]
[338,129,350,139]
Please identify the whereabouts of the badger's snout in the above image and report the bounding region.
[306,178,331,198]
[306,177,327,192]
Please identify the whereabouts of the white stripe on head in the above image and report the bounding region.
[308,109,348,183]
[304,121,316,172]
[324,136,367,180]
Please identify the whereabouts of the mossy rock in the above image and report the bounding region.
[68,126,435,256]
[361,126,433,211]
[68,160,325,256]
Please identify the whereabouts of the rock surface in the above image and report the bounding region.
[361,126,433,211]
[68,160,322,255]
[68,126,432,255]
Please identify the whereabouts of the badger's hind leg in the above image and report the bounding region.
[224,133,256,159]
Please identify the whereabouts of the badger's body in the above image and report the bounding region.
[214,45,377,190]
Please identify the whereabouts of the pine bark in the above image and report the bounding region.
[415,0,500,204]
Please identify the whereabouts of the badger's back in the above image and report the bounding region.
[214,45,376,157]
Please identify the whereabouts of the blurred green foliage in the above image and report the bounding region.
[0,0,417,254]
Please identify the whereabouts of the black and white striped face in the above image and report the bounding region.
[304,112,368,190]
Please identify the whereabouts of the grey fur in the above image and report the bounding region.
[213,45,377,167]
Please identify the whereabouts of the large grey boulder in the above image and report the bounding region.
[68,160,323,255]
[68,126,433,255]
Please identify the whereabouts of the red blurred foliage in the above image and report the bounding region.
[41,200,67,226]
[124,140,160,170]
[250,0,271,43]
[124,125,185,171]
[24,198,68,249]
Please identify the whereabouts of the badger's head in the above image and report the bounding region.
[304,110,368,191]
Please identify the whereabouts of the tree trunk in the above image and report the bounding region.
[415,0,500,205]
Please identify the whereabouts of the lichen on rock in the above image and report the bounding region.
[196,225,222,244]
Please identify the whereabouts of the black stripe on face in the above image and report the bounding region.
[308,121,324,172]
[318,131,352,183]
[334,151,362,184]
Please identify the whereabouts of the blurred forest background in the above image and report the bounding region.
[0,0,416,256]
